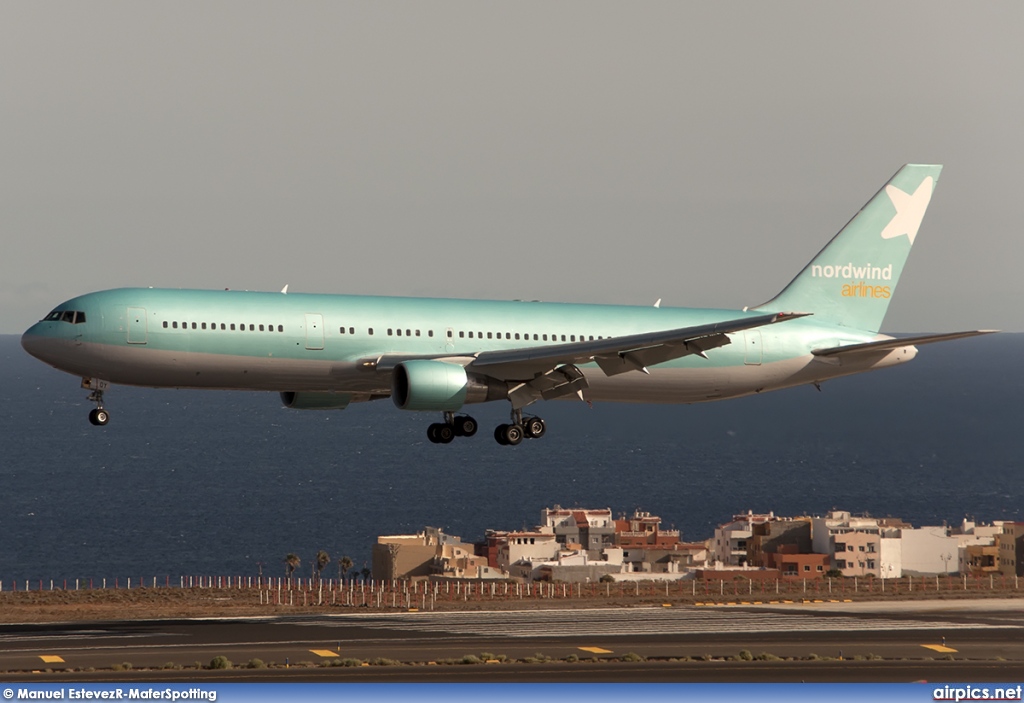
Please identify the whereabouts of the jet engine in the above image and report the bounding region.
[391,360,505,411]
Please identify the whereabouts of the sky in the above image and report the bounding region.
[2,2,1022,334]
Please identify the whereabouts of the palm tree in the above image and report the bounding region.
[315,550,330,580]
[339,555,353,582]
[285,553,300,579]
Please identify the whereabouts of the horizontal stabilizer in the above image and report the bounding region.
[812,330,997,357]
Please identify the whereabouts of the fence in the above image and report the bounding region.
[0,573,1020,610]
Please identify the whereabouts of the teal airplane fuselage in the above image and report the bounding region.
[21,165,993,444]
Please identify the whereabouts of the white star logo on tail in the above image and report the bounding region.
[880,176,934,244]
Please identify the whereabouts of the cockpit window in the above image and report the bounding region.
[43,310,86,324]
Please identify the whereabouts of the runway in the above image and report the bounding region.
[1,599,1022,682]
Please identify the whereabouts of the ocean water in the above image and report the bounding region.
[1,333,1022,583]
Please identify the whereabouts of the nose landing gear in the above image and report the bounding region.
[87,391,109,426]
[83,377,110,426]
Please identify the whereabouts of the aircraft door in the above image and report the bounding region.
[743,329,762,365]
[305,313,325,350]
[127,307,147,344]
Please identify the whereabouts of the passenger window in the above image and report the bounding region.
[459,331,464,338]
[163,321,168,328]
[249,324,254,331]
[533,334,538,341]
[192,322,197,330]
[229,323,235,331]
[514,333,520,340]
[487,332,492,339]
[561,335,566,341]
[406,329,411,336]
[388,329,393,336]
[427,330,432,337]
[446,330,453,338]
[396,329,402,336]
[542,334,547,341]
[415,330,420,337]
[468,331,474,338]
[202,323,207,330]
[505,333,511,339]
[280,325,285,333]
[340,327,346,334]
[259,324,265,331]
[368,328,374,335]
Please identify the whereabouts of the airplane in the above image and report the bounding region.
[21,164,993,446]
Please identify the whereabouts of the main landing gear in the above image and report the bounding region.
[426,412,478,444]
[425,409,547,446]
[493,409,545,446]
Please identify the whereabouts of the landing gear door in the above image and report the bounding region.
[305,313,325,350]
[127,307,147,344]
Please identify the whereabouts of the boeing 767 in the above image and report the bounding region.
[21,164,993,445]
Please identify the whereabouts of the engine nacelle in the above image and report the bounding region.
[280,391,352,410]
[391,360,470,411]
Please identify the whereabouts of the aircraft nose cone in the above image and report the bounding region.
[21,325,55,363]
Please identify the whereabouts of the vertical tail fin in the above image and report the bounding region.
[754,164,942,333]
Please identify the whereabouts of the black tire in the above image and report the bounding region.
[437,424,455,444]
[494,424,509,445]
[456,415,478,437]
[524,417,546,439]
[503,423,524,446]
[427,423,441,444]
[89,408,109,426]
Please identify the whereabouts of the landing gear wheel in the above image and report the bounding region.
[501,423,524,446]
[427,423,454,444]
[494,424,509,446]
[523,417,546,439]
[88,408,109,426]
[454,415,477,437]
[436,423,455,444]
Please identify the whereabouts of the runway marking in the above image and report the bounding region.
[922,644,958,653]
[310,649,339,657]
[39,655,64,663]
[578,647,612,654]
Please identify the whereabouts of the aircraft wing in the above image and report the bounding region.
[811,330,997,357]
[466,311,808,378]
[364,311,806,409]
